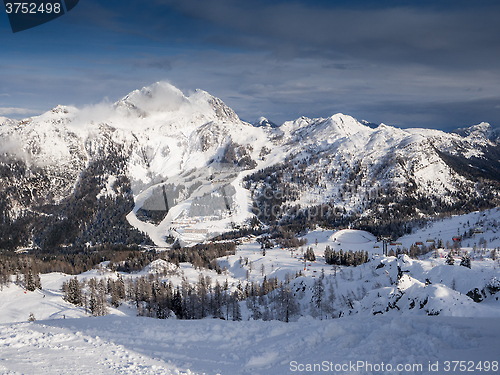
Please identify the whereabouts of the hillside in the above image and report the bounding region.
[1,208,499,374]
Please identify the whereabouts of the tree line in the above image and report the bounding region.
[0,259,42,292]
[324,247,369,267]
[62,271,306,322]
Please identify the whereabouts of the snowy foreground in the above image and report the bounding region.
[2,209,500,374]
[1,314,500,375]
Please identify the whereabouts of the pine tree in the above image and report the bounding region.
[213,281,223,319]
[223,279,230,320]
[110,280,121,308]
[172,287,183,318]
[82,292,88,314]
[88,278,108,316]
[65,277,82,306]
[34,272,42,290]
[98,279,108,315]
[116,275,126,299]
[197,274,208,318]
[310,277,324,319]
[325,281,336,318]
[262,276,272,295]
[275,284,300,323]
[25,268,36,292]
[181,278,192,319]
[262,302,272,321]
[0,269,8,291]
[231,291,242,321]
[445,251,455,266]
[324,246,333,264]
[246,284,262,320]
[304,247,316,262]
[89,279,99,316]
[460,252,471,269]
[156,282,173,319]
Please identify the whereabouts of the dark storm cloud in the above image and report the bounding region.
[156,0,500,70]
[132,57,173,71]
[363,97,500,131]
[132,0,500,128]
[2,0,500,129]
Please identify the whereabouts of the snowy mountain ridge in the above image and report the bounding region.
[1,81,500,250]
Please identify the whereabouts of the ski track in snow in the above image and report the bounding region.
[0,321,187,374]
[1,315,500,375]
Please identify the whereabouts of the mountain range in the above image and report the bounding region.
[1,81,500,250]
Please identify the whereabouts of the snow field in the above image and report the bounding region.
[0,320,188,375]
[1,208,500,373]
[0,283,87,325]
[1,315,500,374]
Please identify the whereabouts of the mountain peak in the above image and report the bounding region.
[279,116,314,133]
[116,82,189,116]
[361,119,380,129]
[253,117,278,128]
[115,81,242,125]
[4,81,500,253]
[453,122,492,138]
[326,113,372,136]
[0,116,14,126]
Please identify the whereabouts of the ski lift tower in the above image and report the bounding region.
[379,235,392,256]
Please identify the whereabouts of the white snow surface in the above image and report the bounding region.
[329,229,376,244]
[2,208,500,373]
[1,315,500,375]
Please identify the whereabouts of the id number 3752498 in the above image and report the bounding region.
[5,2,61,14]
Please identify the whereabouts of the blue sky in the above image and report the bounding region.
[1,0,500,130]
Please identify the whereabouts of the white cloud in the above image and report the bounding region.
[0,107,35,116]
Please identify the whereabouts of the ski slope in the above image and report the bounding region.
[2,315,500,375]
[1,209,500,374]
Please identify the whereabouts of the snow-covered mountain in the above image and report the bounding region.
[1,81,500,250]
[253,116,278,128]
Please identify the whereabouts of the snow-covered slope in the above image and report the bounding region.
[256,114,499,213]
[0,82,275,248]
[2,81,500,250]
[1,207,500,374]
[2,315,499,375]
